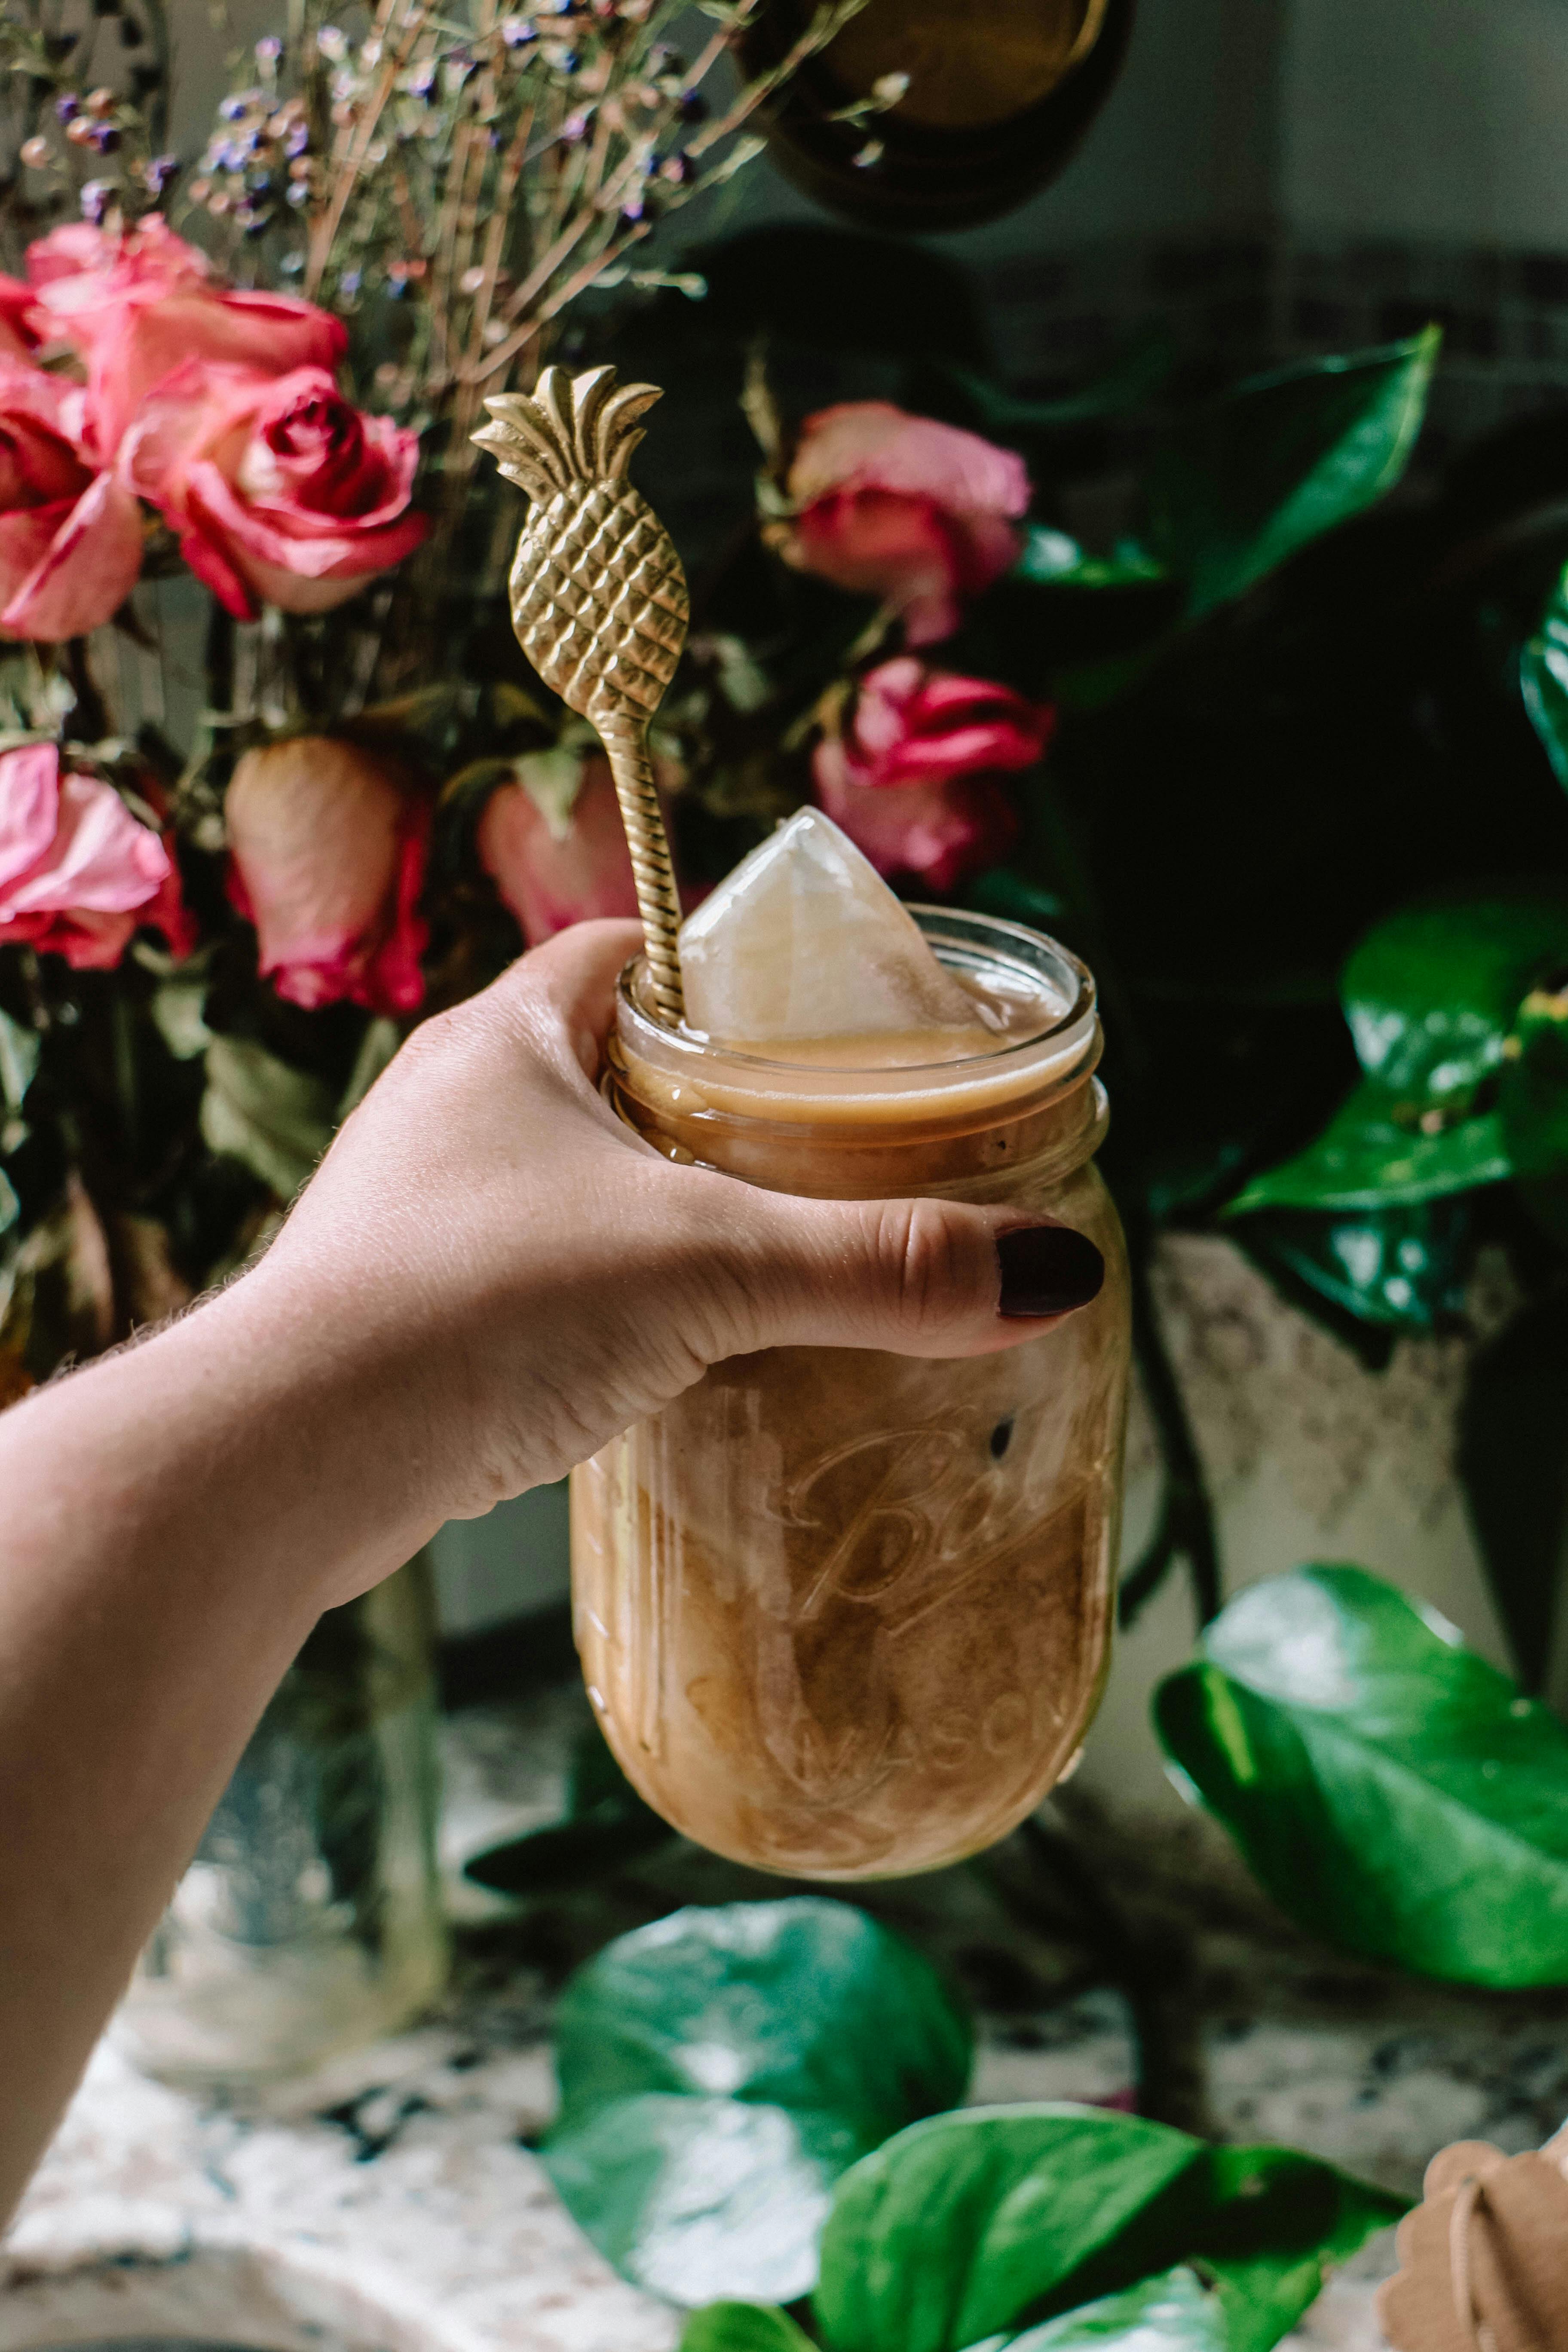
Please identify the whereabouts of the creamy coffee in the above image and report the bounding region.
[570,909,1131,1880]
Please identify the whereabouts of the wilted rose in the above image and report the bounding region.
[226,736,429,1013]
[0,361,143,639]
[477,749,643,943]
[768,401,1030,647]
[0,739,195,968]
[812,656,1054,894]
[28,215,347,458]
[123,363,426,619]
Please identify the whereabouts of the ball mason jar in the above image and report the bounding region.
[572,909,1131,1881]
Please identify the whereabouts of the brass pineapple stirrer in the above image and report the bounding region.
[472,366,689,1024]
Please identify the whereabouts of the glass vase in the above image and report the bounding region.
[113,1554,448,2085]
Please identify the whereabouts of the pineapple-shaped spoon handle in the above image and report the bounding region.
[473,366,688,1024]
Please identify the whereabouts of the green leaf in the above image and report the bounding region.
[1228,899,1568,1213]
[1500,975,1568,1212]
[1002,2266,1224,2349]
[544,2092,851,2307]
[1013,528,1169,591]
[1154,1564,1568,1985]
[680,2304,816,2352]
[941,333,1176,433]
[965,869,1068,931]
[1225,1078,1509,1211]
[1234,1200,1470,1332]
[545,1900,972,2305]
[199,1035,337,1200]
[1147,329,1439,618]
[1521,563,1568,790]
[815,2107,1198,2352]
[812,2106,1397,2352]
[554,1899,971,2144]
[1457,1287,1568,1687]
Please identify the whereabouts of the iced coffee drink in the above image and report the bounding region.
[571,812,1130,1880]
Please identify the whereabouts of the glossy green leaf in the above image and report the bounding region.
[1147,330,1439,618]
[1225,1079,1508,1211]
[680,2306,816,2352]
[812,2105,1397,2352]
[1457,1287,1568,1687]
[1520,563,1568,790]
[1500,976,1568,1210]
[1234,1200,1470,1332]
[544,2092,852,2308]
[815,2107,1197,2352]
[1002,2267,1224,2350]
[1228,900,1568,1214]
[1155,1565,1568,1985]
[545,1900,972,2305]
[553,1899,971,2145]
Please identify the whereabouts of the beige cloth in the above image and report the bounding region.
[1378,2127,1568,2352]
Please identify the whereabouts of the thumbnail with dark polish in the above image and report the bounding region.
[996,1225,1105,1319]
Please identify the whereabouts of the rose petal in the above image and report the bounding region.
[1,468,145,640]
[0,740,61,892]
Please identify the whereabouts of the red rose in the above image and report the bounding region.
[28,216,346,458]
[477,750,643,943]
[812,656,1054,894]
[0,740,194,968]
[123,363,426,621]
[225,737,429,1014]
[0,362,143,639]
[769,402,1030,647]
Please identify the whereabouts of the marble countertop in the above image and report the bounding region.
[6,1693,1567,2352]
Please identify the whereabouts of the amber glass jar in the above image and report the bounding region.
[571,910,1130,1881]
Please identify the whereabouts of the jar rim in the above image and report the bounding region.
[616,906,1099,1115]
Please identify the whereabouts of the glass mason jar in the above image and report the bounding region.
[113,1555,447,2084]
[571,910,1131,1881]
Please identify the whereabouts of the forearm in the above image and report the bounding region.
[0,1262,439,2224]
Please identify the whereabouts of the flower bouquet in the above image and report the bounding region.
[0,0,891,1387]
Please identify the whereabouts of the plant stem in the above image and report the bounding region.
[1118,1210,1222,1631]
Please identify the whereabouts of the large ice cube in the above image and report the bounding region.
[678,808,980,1044]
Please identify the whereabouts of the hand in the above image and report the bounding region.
[254,918,1105,1555]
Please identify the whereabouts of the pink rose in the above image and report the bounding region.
[28,216,346,458]
[0,739,195,968]
[812,657,1054,894]
[478,751,642,943]
[0,275,40,363]
[124,363,426,619]
[769,401,1030,647]
[226,736,429,1013]
[0,362,144,639]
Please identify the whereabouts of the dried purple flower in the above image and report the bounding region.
[144,152,181,193]
[500,13,536,43]
[560,107,590,142]
[340,267,362,295]
[255,34,282,64]
[658,149,692,186]
[317,24,348,60]
[218,92,259,122]
[80,178,112,223]
[677,89,707,123]
[285,121,309,157]
[89,122,122,154]
[55,93,80,122]
[407,59,438,98]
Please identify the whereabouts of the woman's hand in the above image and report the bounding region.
[255,918,1104,1563]
[0,919,1100,2220]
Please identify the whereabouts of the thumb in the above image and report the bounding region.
[728,1189,1108,1362]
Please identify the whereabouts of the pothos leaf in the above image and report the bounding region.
[1155,1564,1568,1986]
[680,2306,817,2352]
[812,2105,1398,2352]
[543,1900,973,2306]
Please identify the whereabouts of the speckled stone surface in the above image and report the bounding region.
[6,1696,1567,2352]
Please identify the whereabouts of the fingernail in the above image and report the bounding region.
[996,1225,1105,1319]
